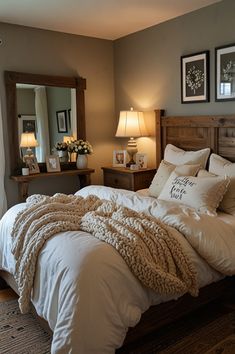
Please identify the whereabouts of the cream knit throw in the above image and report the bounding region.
[11,193,198,313]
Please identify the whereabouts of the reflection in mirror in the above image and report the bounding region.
[5,71,86,174]
[16,84,77,162]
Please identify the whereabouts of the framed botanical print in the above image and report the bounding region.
[215,43,235,101]
[181,51,209,103]
[18,114,37,141]
[56,110,68,133]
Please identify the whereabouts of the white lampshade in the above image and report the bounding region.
[115,108,148,167]
[20,132,39,148]
[115,108,148,138]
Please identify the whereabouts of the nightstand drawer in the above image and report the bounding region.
[102,167,156,192]
[103,171,132,190]
[133,172,154,190]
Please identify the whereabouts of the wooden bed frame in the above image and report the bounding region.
[122,110,235,349]
[1,110,235,351]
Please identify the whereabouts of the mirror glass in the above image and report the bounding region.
[5,71,86,174]
[16,84,77,162]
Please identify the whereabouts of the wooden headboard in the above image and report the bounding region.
[155,109,235,167]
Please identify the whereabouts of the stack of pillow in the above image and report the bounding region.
[148,144,234,216]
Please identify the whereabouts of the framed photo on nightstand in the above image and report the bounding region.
[136,153,148,169]
[113,150,127,167]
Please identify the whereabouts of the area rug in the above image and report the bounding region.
[1,298,235,354]
[0,299,51,354]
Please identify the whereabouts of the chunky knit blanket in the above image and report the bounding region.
[11,193,198,313]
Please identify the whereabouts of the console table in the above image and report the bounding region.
[11,168,95,202]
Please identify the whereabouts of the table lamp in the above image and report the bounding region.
[115,108,148,167]
[63,136,74,144]
[20,132,39,158]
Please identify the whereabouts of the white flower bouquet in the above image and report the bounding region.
[68,139,93,155]
[55,142,68,151]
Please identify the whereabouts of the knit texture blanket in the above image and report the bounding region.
[11,193,198,313]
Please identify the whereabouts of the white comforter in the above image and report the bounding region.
[0,186,235,354]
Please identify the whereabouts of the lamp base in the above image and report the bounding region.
[126,137,138,167]
[126,159,136,168]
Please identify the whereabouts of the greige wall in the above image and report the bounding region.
[17,89,35,115]
[3,0,235,207]
[0,22,116,206]
[114,0,235,166]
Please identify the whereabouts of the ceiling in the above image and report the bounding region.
[0,0,221,40]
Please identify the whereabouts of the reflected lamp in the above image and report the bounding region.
[20,132,39,157]
[63,136,74,144]
[115,108,148,166]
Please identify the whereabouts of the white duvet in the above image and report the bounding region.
[0,185,235,354]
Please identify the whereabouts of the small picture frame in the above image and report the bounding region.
[113,150,127,167]
[181,50,209,103]
[136,153,148,169]
[215,43,235,101]
[56,110,68,133]
[46,155,61,172]
[24,155,40,174]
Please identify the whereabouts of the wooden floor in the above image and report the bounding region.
[0,288,18,302]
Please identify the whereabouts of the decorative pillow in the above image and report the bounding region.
[164,144,210,168]
[158,171,229,215]
[197,169,216,178]
[149,160,200,198]
[209,153,235,215]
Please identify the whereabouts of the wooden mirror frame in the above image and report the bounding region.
[5,71,86,174]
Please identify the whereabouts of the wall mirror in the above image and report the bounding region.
[5,71,86,174]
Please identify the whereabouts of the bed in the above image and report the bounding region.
[0,110,235,353]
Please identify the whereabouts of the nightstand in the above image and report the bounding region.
[102,167,156,191]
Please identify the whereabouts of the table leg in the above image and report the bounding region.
[79,174,91,189]
[19,181,29,202]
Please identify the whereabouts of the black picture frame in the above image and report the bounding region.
[18,114,37,135]
[181,51,209,103]
[56,110,68,133]
[215,43,235,101]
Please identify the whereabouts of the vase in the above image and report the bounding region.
[58,150,69,163]
[76,154,88,169]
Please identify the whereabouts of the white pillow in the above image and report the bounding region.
[209,153,235,215]
[149,160,200,198]
[197,169,216,178]
[158,171,229,215]
[164,144,210,168]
